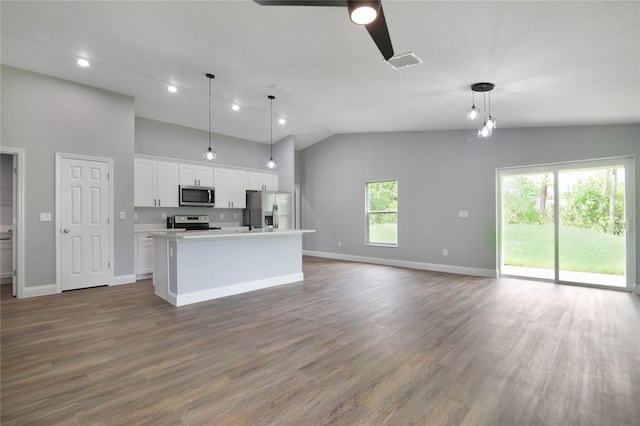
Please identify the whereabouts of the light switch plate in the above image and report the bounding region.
[459,210,469,218]
[119,211,126,220]
[40,212,52,222]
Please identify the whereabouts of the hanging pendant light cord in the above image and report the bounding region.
[208,77,212,151]
[483,92,487,116]
[270,97,273,157]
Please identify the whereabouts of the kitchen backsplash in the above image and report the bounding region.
[135,207,244,227]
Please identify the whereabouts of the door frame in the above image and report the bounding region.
[0,147,25,298]
[55,153,114,293]
[497,156,635,292]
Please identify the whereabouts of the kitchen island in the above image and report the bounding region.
[151,229,315,306]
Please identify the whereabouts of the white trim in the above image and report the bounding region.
[112,274,137,286]
[22,284,57,298]
[55,153,115,292]
[171,272,304,307]
[303,251,497,278]
[136,273,152,281]
[0,147,25,298]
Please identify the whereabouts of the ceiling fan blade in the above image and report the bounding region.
[364,4,394,60]
[253,0,346,6]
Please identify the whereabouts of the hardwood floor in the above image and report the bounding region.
[2,257,639,425]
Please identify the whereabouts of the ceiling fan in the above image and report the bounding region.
[253,0,395,60]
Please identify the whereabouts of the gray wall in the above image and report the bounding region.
[274,135,295,194]
[0,154,13,226]
[300,124,640,285]
[136,116,272,170]
[1,65,135,286]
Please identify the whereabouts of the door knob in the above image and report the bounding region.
[62,229,70,233]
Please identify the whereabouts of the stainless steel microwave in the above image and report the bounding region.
[179,185,215,207]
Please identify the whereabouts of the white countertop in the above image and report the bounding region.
[150,228,315,241]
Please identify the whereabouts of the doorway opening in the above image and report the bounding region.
[0,148,24,298]
[498,157,635,291]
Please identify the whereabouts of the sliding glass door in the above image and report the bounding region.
[499,157,634,291]
[501,172,555,280]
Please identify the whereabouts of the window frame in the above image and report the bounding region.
[365,179,398,247]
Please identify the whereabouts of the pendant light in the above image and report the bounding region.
[486,91,497,130]
[467,90,479,120]
[478,90,492,138]
[203,73,216,161]
[266,95,277,170]
[468,82,497,138]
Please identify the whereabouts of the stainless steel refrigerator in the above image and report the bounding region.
[244,190,293,230]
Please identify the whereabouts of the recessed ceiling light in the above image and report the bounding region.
[77,58,90,67]
[279,118,286,125]
[232,104,240,111]
[167,85,177,93]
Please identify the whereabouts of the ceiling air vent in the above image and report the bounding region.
[386,52,422,70]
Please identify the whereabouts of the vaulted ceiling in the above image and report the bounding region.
[2,1,638,149]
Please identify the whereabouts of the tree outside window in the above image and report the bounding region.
[366,180,397,246]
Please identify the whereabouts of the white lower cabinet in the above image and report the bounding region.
[136,233,154,276]
[0,238,12,283]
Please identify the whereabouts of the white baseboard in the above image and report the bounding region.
[302,251,497,278]
[135,273,152,281]
[22,284,57,298]
[112,274,137,286]
[173,273,304,307]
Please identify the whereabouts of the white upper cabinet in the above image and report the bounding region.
[135,155,275,209]
[248,171,279,191]
[134,158,179,207]
[134,158,156,207]
[179,164,214,187]
[214,168,248,209]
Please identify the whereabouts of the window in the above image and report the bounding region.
[366,180,398,246]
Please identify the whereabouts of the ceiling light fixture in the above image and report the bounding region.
[348,1,380,25]
[77,58,90,67]
[203,73,217,161]
[467,91,479,120]
[469,82,496,138]
[232,104,240,111]
[167,85,177,93]
[279,118,286,125]
[266,95,277,170]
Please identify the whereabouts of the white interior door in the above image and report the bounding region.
[59,157,110,291]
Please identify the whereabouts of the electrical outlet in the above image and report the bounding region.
[338,241,342,247]
[459,210,469,218]
[219,212,224,219]
[443,248,448,256]
[119,211,126,220]
[161,212,167,219]
[233,213,238,219]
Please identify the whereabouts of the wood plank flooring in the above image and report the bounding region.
[2,256,639,425]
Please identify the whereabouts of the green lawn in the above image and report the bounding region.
[369,223,397,244]
[504,224,625,275]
